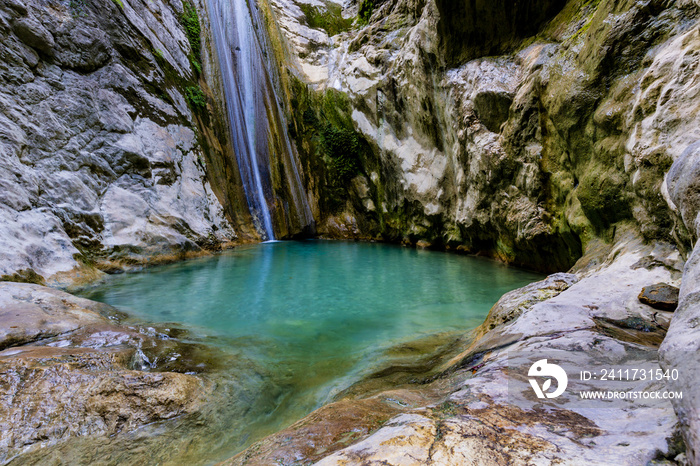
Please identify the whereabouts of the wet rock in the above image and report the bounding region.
[225,397,402,465]
[0,282,213,463]
[639,283,680,311]
[481,272,578,332]
[472,90,513,133]
[0,344,204,464]
[0,282,111,350]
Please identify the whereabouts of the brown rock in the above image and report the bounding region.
[639,283,680,312]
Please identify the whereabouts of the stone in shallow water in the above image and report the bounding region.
[638,283,680,311]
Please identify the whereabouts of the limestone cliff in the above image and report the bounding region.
[0,0,263,286]
[265,0,700,273]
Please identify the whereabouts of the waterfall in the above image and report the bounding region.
[206,0,313,240]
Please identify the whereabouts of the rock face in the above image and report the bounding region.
[0,283,206,464]
[263,0,700,273]
[661,140,700,464]
[0,0,256,286]
[0,281,111,349]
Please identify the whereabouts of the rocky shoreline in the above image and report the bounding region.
[224,231,687,465]
[0,282,207,463]
[0,229,691,464]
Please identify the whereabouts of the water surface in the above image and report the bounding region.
[79,240,543,463]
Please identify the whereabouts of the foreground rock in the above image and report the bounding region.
[0,281,112,349]
[0,283,208,464]
[661,141,700,464]
[226,235,686,464]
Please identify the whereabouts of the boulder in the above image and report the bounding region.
[638,283,680,311]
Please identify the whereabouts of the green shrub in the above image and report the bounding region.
[185,86,206,110]
[321,125,360,183]
[358,0,374,25]
[181,3,201,61]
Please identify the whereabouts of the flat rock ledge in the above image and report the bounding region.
[0,282,208,464]
[226,239,687,465]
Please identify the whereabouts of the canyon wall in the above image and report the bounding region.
[265,0,700,273]
[255,0,700,460]
[0,0,258,286]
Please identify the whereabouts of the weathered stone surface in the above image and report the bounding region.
[0,0,239,286]
[0,345,204,464]
[0,282,112,349]
[480,272,578,332]
[639,283,680,311]
[0,282,213,464]
[661,139,700,464]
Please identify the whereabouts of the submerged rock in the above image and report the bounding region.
[639,283,680,311]
[0,345,204,464]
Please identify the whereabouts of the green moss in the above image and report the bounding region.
[576,166,631,231]
[1,269,45,286]
[181,3,201,58]
[112,0,124,8]
[321,125,361,183]
[287,78,370,214]
[358,0,374,25]
[299,2,352,36]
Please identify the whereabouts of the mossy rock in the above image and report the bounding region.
[300,2,353,36]
[576,167,631,231]
[0,269,45,285]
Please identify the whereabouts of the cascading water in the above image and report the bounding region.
[207,0,313,240]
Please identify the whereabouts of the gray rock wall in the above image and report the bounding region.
[0,0,240,285]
